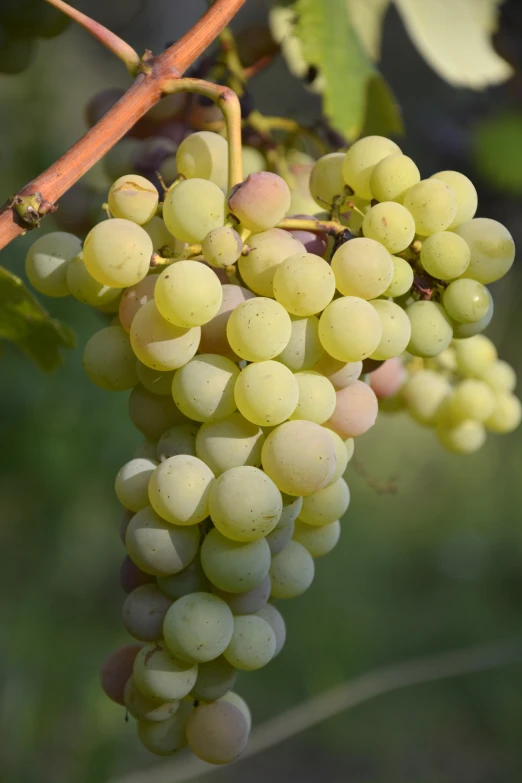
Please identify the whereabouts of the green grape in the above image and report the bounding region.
[137,700,193,756]
[266,495,302,555]
[419,232,470,280]
[122,584,172,642]
[229,172,291,232]
[430,170,477,228]
[238,228,305,297]
[370,153,420,203]
[276,315,325,372]
[163,178,226,243]
[452,290,494,338]
[130,300,200,371]
[0,31,35,75]
[486,393,522,434]
[369,357,407,399]
[298,477,349,526]
[149,455,214,526]
[119,276,157,333]
[186,700,249,764]
[369,299,412,360]
[234,361,299,426]
[362,202,416,254]
[100,644,142,706]
[309,152,346,209]
[176,131,228,189]
[254,604,286,656]
[156,422,198,462]
[261,420,337,496]
[342,135,401,199]
[195,413,264,476]
[455,218,515,284]
[442,279,490,324]
[199,284,255,356]
[293,519,341,558]
[454,334,497,376]
[190,656,237,702]
[403,179,457,236]
[134,440,159,462]
[126,506,200,576]
[270,540,315,599]
[157,559,211,600]
[201,529,271,593]
[171,355,239,423]
[129,384,188,441]
[449,379,496,422]
[318,297,383,362]
[272,252,335,316]
[436,418,486,454]
[226,297,292,361]
[163,592,234,663]
[480,360,517,393]
[331,238,394,300]
[136,362,174,396]
[83,326,138,391]
[327,430,350,482]
[402,369,450,425]
[213,574,271,615]
[134,642,198,701]
[208,466,282,542]
[223,615,276,671]
[83,219,152,287]
[325,381,378,438]
[66,253,121,306]
[202,227,243,268]
[25,231,81,297]
[155,261,222,328]
[115,457,157,512]
[312,355,362,389]
[124,677,179,723]
[383,256,414,298]
[108,174,159,225]
[289,371,337,424]
[406,301,453,357]
[242,146,266,177]
[143,216,178,253]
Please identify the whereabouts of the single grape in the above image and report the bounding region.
[370,299,412,360]
[325,381,379,438]
[276,315,325,372]
[452,290,494,338]
[298,477,350,526]
[370,153,420,203]
[155,261,222,328]
[362,202,416,254]
[122,584,173,641]
[234,361,299,426]
[309,152,346,209]
[190,656,237,702]
[136,363,175,396]
[137,700,193,756]
[289,371,337,424]
[163,178,226,243]
[130,300,200,371]
[254,604,286,656]
[126,506,200,576]
[486,393,522,434]
[186,699,249,764]
[129,384,188,441]
[195,413,265,476]
[208,466,282,542]
[403,179,457,236]
[163,592,234,664]
[213,575,272,615]
[83,219,152,287]
[83,326,138,391]
[199,284,254,356]
[270,540,315,599]
[342,136,401,199]
[171,355,239,423]
[229,172,291,232]
[134,440,159,461]
[118,275,157,333]
[108,174,159,225]
[176,131,228,189]
[454,335,497,376]
[448,379,496,423]
[201,529,271,593]
[455,218,515,284]
[66,253,121,307]
[149,455,214,526]
[293,519,341,558]
[202,226,243,268]
[223,615,276,671]
[420,231,470,280]
[119,555,156,594]
[319,297,383,362]
[238,228,305,297]
[383,255,414,297]
[312,355,362,389]
[369,358,406,399]
[124,677,179,723]
[156,422,198,462]
[272,252,335,316]
[226,298,292,361]
[157,559,211,600]
[331,238,394,300]
[25,232,81,297]
[406,301,453,357]
[266,495,302,555]
[430,171,477,228]
[133,642,198,701]
[115,457,157,512]
[480,360,517,393]
[436,418,486,454]
[442,279,490,324]
[100,644,142,706]
[402,369,450,425]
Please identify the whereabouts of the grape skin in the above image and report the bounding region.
[199,284,255,357]
[122,584,173,642]
[148,455,214,526]
[342,135,401,199]
[84,219,153,287]
[115,457,157,512]
[238,228,305,297]
[226,297,292,361]
[402,369,450,425]
[163,178,226,243]
[100,644,143,706]
[157,559,211,600]
[133,642,198,701]
[276,315,325,372]
[480,360,517,393]
[129,385,188,441]
[202,227,243,268]
[229,172,291,233]
[234,361,299,427]
[119,555,156,594]
[25,232,82,297]
[186,700,249,764]
[293,519,341,558]
[223,615,276,671]
[136,363,175,397]
[403,179,457,236]
[208,466,282,542]
[83,326,138,391]
[155,261,223,328]
[273,252,336,317]
[406,301,453,358]
[454,335,497,376]
[430,170,477,228]
[126,506,200,576]
[419,231,470,280]
[200,529,271,593]
[124,677,179,723]
[266,495,302,555]
[190,656,237,702]
[172,355,239,423]
[119,275,157,333]
[369,358,406,400]
[486,393,522,434]
[370,154,420,203]
[137,700,193,756]
[130,300,201,372]
[331,238,394,300]
[108,174,159,225]
[289,371,337,424]
[313,355,362,389]
[298,478,350,527]
[195,413,265,476]
[213,575,272,615]
[176,131,228,189]
[325,381,379,438]
[156,422,198,462]
[370,300,412,361]
[66,253,121,307]
[442,279,490,324]
[455,218,515,284]
[309,152,346,209]
[254,604,286,656]
[448,379,496,423]
[319,297,383,362]
[384,256,414,298]
[270,540,315,599]
[163,592,234,664]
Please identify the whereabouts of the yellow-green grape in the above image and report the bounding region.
[126,506,200,576]
[163,592,234,663]
[195,413,265,476]
[137,700,193,756]
[83,326,138,391]
[171,355,239,423]
[452,290,493,339]
[276,315,325,372]
[313,355,362,389]
[261,420,337,496]
[238,228,305,297]
[124,677,179,723]
[202,227,243,268]
[454,334,497,376]
[430,170,477,228]
[270,540,315,599]
[119,276,157,333]
[289,371,337,424]
[228,172,291,232]
[370,299,412,360]
[190,656,237,702]
[234,361,299,426]
[362,202,416,254]
[331,238,394,300]
[148,455,214,526]
[226,297,292,361]
[214,575,271,615]
[383,255,414,297]
[156,422,199,462]
[369,153,420,203]
[223,615,276,671]
[272,252,336,317]
[199,283,254,357]
[208,466,282,542]
[298,477,349,527]
[163,178,226,243]
[83,219,153,287]
[157,560,211,600]
[293,519,341,558]
[242,146,266,177]
[403,179,457,236]
[265,495,302,555]
[406,301,453,357]
[108,174,159,225]
[122,584,172,641]
[318,297,383,362]
[25,231,81,297]
[176,131,228,189]
[454,218,515,284]
[419,231,471,280]
[201,529,271,593]
[309,152,346,210]
[136,362,175,396]
[437,418,486,454]
[401,369,450,425]
[185,699,249,764]
[326,430,350,482]
[342,135,401,199]
[486,393,522,434]
[133,642,198,701]
[449,379,496,422]
[442,279,490,324]
[115,457,157,512]
[326,381,379,438]
[347,195,371,233]
[130,300,200,371]
[254,605,286,656]
[143,216,178,253]
[129,385,188,442]
[66,253,121,306]
[480,360,517,393]
[155,260,222,328]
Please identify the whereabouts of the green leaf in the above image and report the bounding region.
[472,112,522,194]
[362,73,404,137]
[0,267,75,371]
[346,0,391,61]
[394,0,512,89]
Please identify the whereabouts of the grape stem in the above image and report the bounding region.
[276,217,348,236]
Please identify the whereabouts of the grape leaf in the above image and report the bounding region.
[346,0,391,61]
[362,73,404,137]
[0,267,75,371]
[473,112,522,194]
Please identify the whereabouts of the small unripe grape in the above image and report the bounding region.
[108,174,159,225]
[383,255,414,297]
[309,153,345,209]
[229,172,291,232]
[370,154,420,203]
[342,135,401,199]
[202,226,243,268]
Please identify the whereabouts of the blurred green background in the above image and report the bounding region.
[1,1,522,782]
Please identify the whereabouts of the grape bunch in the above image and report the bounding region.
[0,0,69,75]
[25,130,519,764]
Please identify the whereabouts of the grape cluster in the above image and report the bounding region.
[25,130,519,763]
[0,0,69,75]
